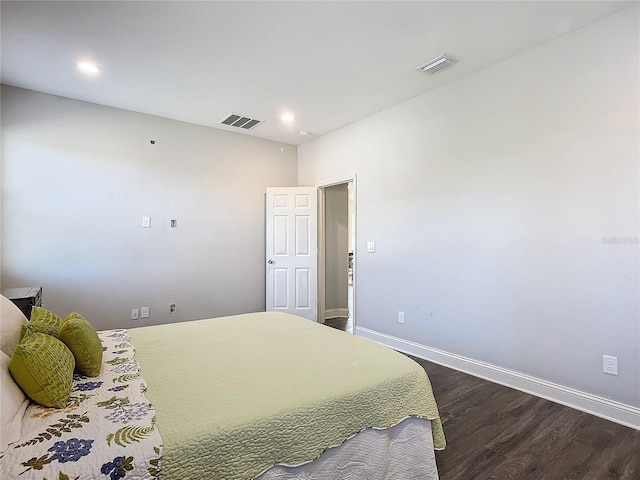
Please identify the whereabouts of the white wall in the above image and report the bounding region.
[1,86,297,329]
[299,7,640,412]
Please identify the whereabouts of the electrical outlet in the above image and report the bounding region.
[169,303,176,313]
[131,309,139,320]
[398,311,405,324]
[603,355,618,376]
[141,306,150,318]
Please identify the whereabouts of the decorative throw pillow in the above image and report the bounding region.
[1,350,29,452]
[1,294,28,357]
[9,332,75,408]
[58,312,103,377]
[21,306,63,339]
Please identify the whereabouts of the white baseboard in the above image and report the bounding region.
[356,326,640,431]
[325,308,349,320]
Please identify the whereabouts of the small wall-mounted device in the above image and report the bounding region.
[603,355,618,376]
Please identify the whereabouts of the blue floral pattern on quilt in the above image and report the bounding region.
[0,330,163,479]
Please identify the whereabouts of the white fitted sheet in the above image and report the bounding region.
[256,417,439,480]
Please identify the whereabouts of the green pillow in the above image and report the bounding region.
[9,333,75,408]
[22,306,64,339]
[58,312,103,377]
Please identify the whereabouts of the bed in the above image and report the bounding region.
[1,296,445,480]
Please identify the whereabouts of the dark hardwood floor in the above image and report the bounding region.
[410,357,640,480]
[322,322,640,479]
[323,316,351,333]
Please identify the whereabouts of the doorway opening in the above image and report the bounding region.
[318,176,356,334]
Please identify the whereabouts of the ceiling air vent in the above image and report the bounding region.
[219,113,263,130]
[416,55,456,75]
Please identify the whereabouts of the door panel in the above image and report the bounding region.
[273,268,288,309]
[273,216,288,255]
[295,268,311,308]
[266,187,318,321]
[295,216,310,255]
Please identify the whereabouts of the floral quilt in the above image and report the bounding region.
[0,329,163,480]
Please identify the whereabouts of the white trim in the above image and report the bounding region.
[316,174,357,334]
[325,308,350,320]
[356,326,640,431]
[315,174,358,189]
[317,187,326,324]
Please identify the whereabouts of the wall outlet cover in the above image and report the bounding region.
[603,355,618,376]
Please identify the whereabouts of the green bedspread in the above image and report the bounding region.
[128,311,445,480]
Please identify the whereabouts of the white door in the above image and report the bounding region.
[266,187,318,321]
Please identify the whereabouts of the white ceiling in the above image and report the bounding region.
[1,1,636,146]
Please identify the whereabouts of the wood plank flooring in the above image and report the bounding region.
[323,316,352,334]
[409,357,640,480]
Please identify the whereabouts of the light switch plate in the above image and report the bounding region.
[142,216,151,228]
[367,241,375,253]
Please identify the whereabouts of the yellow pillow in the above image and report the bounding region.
[22,306,63,339]
[9,333,75,408]
[58,312,103,377]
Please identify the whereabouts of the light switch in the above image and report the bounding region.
[367,241,375,253]
[142,216,151,228]
[141,306,150,318]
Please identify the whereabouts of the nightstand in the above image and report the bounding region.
[2,286,43,320]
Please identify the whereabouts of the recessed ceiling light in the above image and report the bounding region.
[76,60,101,74]
[281,113,295,123]
[298,131,309,136]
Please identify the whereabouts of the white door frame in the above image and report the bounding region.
[317,174,357,332]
